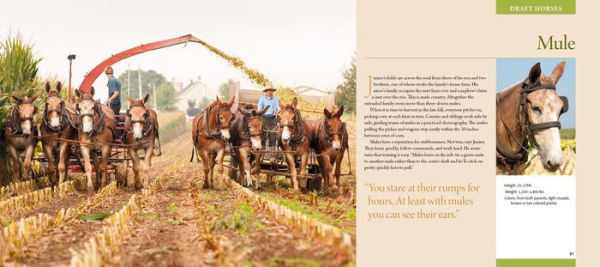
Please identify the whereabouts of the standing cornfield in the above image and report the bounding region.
[0,33,43,185]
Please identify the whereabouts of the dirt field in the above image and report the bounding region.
[1,127,356,266]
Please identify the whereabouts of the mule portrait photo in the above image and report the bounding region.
[496,58,576,175]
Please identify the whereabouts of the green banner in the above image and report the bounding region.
[497,259,576,267]
[496,0,576,14]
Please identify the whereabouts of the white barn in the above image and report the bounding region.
[174,76,218,112]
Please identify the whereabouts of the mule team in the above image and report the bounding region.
[3,82,158,192]
[4,85,348,194]
[192,96,349,193]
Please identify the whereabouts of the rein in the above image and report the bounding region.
[278,108,305,144]
[496,80,569,162]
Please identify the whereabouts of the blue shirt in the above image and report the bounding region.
[107,76,121,105]
[257,95,280,117]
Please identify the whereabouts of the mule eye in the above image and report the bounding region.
[532,106,542,114]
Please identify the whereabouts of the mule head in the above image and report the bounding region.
[239,104,269,150]
[75,87,98,135]
[126,93,150,140]
[12,92,40,136]
[45,81,65,129]
[324,105,345,152]
[525,62,568,170]
[279,97,299,145]
[214,95,236,140]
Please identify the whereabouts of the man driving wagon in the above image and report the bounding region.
[257,84,280,148]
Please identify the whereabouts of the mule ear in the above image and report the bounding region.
[30,91,41,102]
[56,81,62,92]
[90,87,95,96]
[75,89,81,98]
[12,96,22,103]
[292,97,298,108]
[143,93,150,104]
[324,108,332,118]
[124,93,134,106]
[528,62,542,83]
[215,96,221,103]
[45,82,51,93]
[335,105,345,117]
[550,61,566,84]
[257,105,270,116]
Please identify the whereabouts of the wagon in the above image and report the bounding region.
[225,125,324,191]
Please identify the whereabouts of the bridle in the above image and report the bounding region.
[241,113,264,142]
[321,116,346,144]
[42,97,70,132]
[76,97,105,136]
[277,108,305,144]
[126,103,152,136]
[7,105,37,135]
[200,105,234,139]
[496,80,569,162]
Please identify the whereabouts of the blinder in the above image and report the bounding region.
[559,96,568,114]
[520,82,567,132]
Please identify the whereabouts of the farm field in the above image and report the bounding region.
[0,125,356,266]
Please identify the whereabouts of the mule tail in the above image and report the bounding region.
[190,146,195,162]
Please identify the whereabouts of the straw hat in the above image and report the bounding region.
[262,82,276,92]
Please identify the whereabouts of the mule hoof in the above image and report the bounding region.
[202,183,210,190]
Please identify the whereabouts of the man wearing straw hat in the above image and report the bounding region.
[258,84,280,147]
[104,66,121,115]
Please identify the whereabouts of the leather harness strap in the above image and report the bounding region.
[496,81,567,163]
[278,108,305,144]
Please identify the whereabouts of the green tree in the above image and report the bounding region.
[218,79,236,99]
[335,57,356,115]
[0,33,43,185]
[118,69,167,108]
[156,82,176,112]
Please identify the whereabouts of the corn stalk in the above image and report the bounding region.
[69,165,179,267]
[227,176,354,261]
[0,176,86,222]
[0,181,117,263]
[0,177,50,202]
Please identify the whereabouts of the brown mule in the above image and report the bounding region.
[496,62,568,172]
[3,92,41,182]
[229,104,269,188]
[40,82,78,186]
[311,105,348,193]
[191,96,236,189]
[122,93,159,189]
[74,88,117,191]
[278,97,313,191]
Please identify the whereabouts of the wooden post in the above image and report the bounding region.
[137,66,142,98]
[153,83,157,109]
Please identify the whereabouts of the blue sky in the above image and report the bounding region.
[497,58,575,128]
